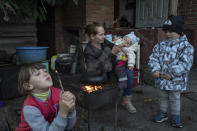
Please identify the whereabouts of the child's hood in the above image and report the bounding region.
[164,33,188,43]
[180,34,188,42]
[125,32,140,44]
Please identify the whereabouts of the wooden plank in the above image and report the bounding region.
[0,19,37,54]
[0,42,37,54]
[0,25,36,33]
[169,0,178,15]
[0,37,37,45]
[0,33,36,37]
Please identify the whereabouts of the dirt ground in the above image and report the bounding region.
[0,66,197,131]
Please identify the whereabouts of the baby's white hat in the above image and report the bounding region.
[125,32,140,44]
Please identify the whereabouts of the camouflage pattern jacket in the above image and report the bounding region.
[148,34,194,91]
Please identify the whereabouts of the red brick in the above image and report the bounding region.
[86,0,114,24]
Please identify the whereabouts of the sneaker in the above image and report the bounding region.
[154,111,168,123]
[172,115,183,128]
[121,101,136,113]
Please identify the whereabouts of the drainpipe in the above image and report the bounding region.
[136,44,140,83]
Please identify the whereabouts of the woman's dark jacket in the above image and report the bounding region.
[84,39,116,77]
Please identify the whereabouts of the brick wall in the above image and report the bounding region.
[178,0,197,67]
[62,0,85,28]
[62,0,114,27]
[184,29,197,66]
[86,0,114,25]
[178,0,197,25]
[55,0,86,54]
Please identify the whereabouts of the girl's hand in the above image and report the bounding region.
[62,91,76,111]
[59,91,76,117]
[62,91,76,102]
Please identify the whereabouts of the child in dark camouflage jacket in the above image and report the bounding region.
[148,15,194,128]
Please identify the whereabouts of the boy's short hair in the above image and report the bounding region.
[18,62,46,94]
[163,15,186,35]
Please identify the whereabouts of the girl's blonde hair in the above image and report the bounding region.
[18,62,46,94]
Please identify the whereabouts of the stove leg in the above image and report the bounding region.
[115,90,122,131]
[88,109,91,131]
[114,100,118,131]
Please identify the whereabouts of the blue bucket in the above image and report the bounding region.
[16,46,48,64]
